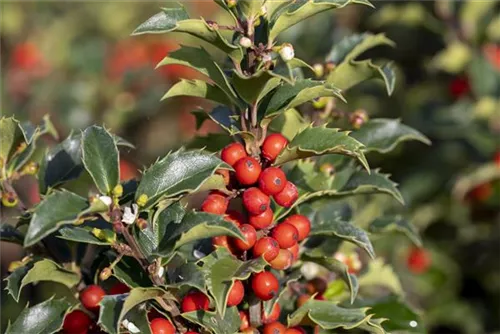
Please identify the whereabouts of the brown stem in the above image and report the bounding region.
[257,124,268,146]
[250,103,258,128]
[2,180,27,211]
[122,226,148,268]
[240,110,248,132]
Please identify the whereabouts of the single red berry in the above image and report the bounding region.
[232,224,257,251]
[181,291,210,313]
[273,181,298,208]
[225,210,246,226]
[262,302,281,324]
[253,237,280,262]
[467,183,492,202]
[227,280,245,306]
[315,294,325,300]
[287,243,299,262]
[221,142,247,166]
[283,215,311,241]
[249,208,273,229]
[271,223,299,249]
[285,327,306,334]
[239,311,250,331]
[216,169,230,185]
[201,192,228,215]
[108,282,130,295]
[252,271,279,301]
[263,322,287,334]
[407,247,431,274]
[259,167,287,195]
[212,235,234,252]
[449,76,470,98]
[243,187,270,215]
[262,134,288,162]
[150,318,175,334]
[269,249,293,270]
[80,285,105,311]
[234,157,262,185]
[62,310,92,334]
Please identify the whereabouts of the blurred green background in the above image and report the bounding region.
[1,1,499,333]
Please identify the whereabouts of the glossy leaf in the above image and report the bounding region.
[112,256,153,288]
[269,108,308,141]
[326,33,393,64]
[81,125,120,195]
[351,119,431,154]
[24,191,88,247]
[369,215,422,247]
[0,117,23,162]
[167,262,206,292]
[363,296,425,333]
[272,125,368,170]
[98,294,126,334]
[132,6,189,34]
[162,79,232,106]
[135,149,230,208]
[0,224,24,244]
[5,298,72,334]
[123,308,152,334]
[182,306,240,334]
[358,258,404,296]
[302,254,359,304]
[58,226,112,245]
[263,270,301,316]
[269,0,373,41]
[6,259,80,302]
[117,288,168,330]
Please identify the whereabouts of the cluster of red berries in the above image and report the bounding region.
[198,134,312,332]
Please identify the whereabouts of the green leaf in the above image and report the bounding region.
[302,254,359,304]
[135,149,230,208]
[269,0,373,41]
[24,191,88,247]
[156,46,242,107]
[287,299,371,330]
[6,298,72,334]
[263,270,301,315]
[167,262,206,292]
[58,226,112,245]
[205,256,267,316]
[340,169,404,204]
[262,80,344,124]
[38,132,84,194]
[81,125,120,195]
[363,296,424,333]
[112,256,153,288]
[358,258,403,297]
[269,108,308,141]
[123,308,152,334]
[6,259,80,302]
[0,117,23,163]
[327,33,394,64]
[186,133,234,152]
[98,294,126,334]
[7,139,37,174]
[351,119,430,154]
[238,0,265,19]
[0,224,24,244]
[369,216,422,247]
[162,79,232,106]
[232,70,277,104]
[182,307,240,334]
[118,288,168,330]
[272,125,368,170]
[133,8,242,61]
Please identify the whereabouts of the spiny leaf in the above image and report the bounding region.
[369,216,422,247]
[232,70,279,104]
[24,190,88,247]
[269,108,309,141]
[81,125,120,195]
[364,296,425,333]
[327,33,394,64]
[0,224,24,244]
[351,119,431,153]
[58,226,113,245]
[162,79,232,106]
[0,117,24,163]
[182,307,240,334]
[167,262,206,292]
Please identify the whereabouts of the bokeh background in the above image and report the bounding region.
[1,1,499,333]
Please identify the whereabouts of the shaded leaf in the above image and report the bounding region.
[269,108,308,141]
[98,294,126,334]
[112,256,153,288]
[167,262,206,292]
[24,191,88,247]
[117,288,168,330]
[263,270,301,316]
[0,117,23,162]
[6,298,72,334]
[182,307,240,334]
[0,224,24,244]
[369,216,422,247]
[58,226,112,245]
[232,70,279,104]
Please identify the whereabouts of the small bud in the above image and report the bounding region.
[136,218,148,230]
[313,63,324,78]
[325,62,336,72]
[112,184,123,198]
[8,261,23,272]
[319,163,335,176]
[99,196,113,207]
[350,109,368,129]
[226,0,236,8]
[73,218,86,226]
[100,267,112,281]
[2,192,18,208]
[92,228,116,243]
[92,228,105,240]
[239,36,252,48]
[136,194,148,207]
[22,161,39,175]
[16,142,27,154]
[113,221,125,234]
[312,97,329,109]
[278,43,295,62]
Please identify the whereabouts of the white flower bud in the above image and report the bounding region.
[300,262,320,280]
[157,266,165,278]
[239,37,252,48]
[279,43,295,62]
[122,204,138,225]
[99,196,112,207]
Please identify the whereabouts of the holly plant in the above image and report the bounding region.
[1,1,432,334]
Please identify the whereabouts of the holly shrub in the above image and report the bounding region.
[1,1,446,333]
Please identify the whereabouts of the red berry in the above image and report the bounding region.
[259,167,287,195]
[108,282,130,295]
[407,247,431,274]
[269,249,293,270]
[243,187,270,215]
[212,235,232,252]
[253,237,280,262]
[283,215,310,241]
[225,210,246,226]
[232,224,257,251]
[252,271,279,301]
[216,169,230,185]
[271,223,299,249]
[467,183,492,202]
[63,310,92,334]
[150,318,175,334]
[263,322,286,334]
[249,208,273,229]
[80,285,105,311]
[234,157,262,185]
[449,76,470,98]
[227,280,245,306]
[287,244,299,261]
[262,134,288,162]
[221,142,247,166]
[239,311,250,331]
[286,327,306,334]
[201,192,228,215]
[262,302,281,324]
[273,182,298,208]
[495,151,500,167]
[181,291,210,313]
